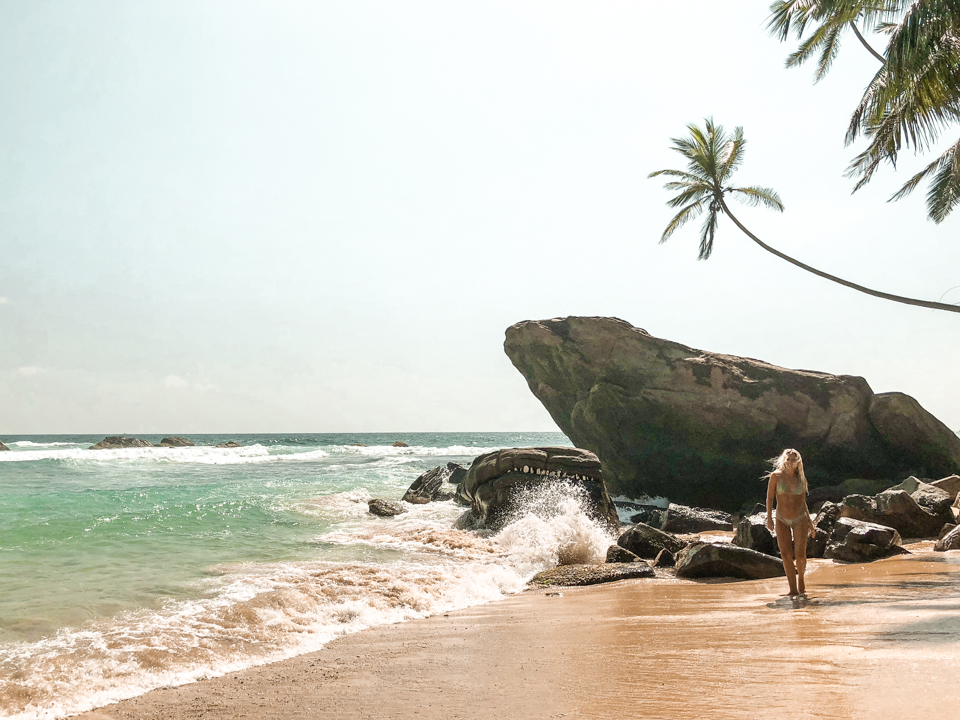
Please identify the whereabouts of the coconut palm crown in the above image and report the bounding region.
[650,118,960,313]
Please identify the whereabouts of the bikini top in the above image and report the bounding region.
[776,473,805,495]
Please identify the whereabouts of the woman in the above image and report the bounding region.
[765,448,815,597]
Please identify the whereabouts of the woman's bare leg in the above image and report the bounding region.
[794,522,810,595]
[775,521,798,596]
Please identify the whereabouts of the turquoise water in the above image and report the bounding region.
[0,432,616,719]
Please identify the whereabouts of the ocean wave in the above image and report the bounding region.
[8,441,80,448]
[324,444,498,458]
[0,445,332,466]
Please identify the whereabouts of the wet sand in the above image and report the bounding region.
[78,546,960,720]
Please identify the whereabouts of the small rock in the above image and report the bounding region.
[392,441,409,448]
[368,499,406,517]
[938,523,957,541]
[0,441,10,451]
[661,504,733,533]
[934,525,960,551]
[159,436,194,447]
[348,443,367,447]
[732,514,779,557]
[617,523,688,561]
[605,545,642,563]
[531,563,654,587]
[90,436,155,450]
[215,441,243,448]
[674,542,785,580]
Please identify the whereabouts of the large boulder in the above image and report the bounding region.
[732,514,779,557]
[824,517,905,563]
[661,504,733,533]
[503,316,960,510]
[90,436,155,450]
[455,447,619,530]
[808,502,843,558]
[159,436,194,447]
[616,522,688,562]
[674,542,785,580]
[0,441,10,451]
[841,489,953,538]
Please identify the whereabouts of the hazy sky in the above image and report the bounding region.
[1,1,958,434]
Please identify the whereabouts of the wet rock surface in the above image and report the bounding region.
[616,523,688,561]
[841,489,952,538]
[531,562,654,587]
[90,436,155,450]
[825,517,906,563]
[368,499,407,517]
[935,525,960,551]
[605,545,643,564]
[402,465,458,504]
[159,436,194,447]
[732,514,779,557]
[503,316,960,509]
[456,447,619,531]
[0,441,9,451]
[674,542,785,580]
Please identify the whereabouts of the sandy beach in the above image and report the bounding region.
[76,544,960,720]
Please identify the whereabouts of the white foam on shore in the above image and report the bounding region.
[0,484,615,720]
[0,445,330,465]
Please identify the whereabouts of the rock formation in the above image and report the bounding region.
[215,441,242,448]
[732,514,779,557]
[616,523,688,564]
[455,447,619,530]
[368,499,406,517]
[531,563,654,587]
[90,436,155,450]
[824,517,906,562]
[935,525,960,551]
[674,542,785,579]
[0,441,9,451]
[159,436,194,447]
[605,545,643,563]
[504,316,960,510]
[840,488,953,538]
[402,465,458,504]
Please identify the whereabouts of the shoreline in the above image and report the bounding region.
[76,545,960,720]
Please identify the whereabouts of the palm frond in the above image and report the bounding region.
[660,200,707,244]
[698,208,720,260]
[729,186,786,211]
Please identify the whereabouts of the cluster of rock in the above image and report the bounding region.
[367,462,467,517]
[88,436,242,449]
[0,441,10,451]
[503,316,960,510]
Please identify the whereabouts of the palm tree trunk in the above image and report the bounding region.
[720,199,960,314]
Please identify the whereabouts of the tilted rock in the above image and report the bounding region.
[531,562,654,587]
[617,522,688,562]
[446,462,468,484]
[807,502,842,559]
[503,316,960,510]
[0,441,10,451]
[674,542,785,580]
[402,465,457,504]
[938,523,957,541]
[368,499,406,517]
[934,525,960,551]
[215,441,242,448]
[732,514,779,557]
[662,504,733,533]
[825,517,906,563]
[90,436,155,450]
[841,489,952,538]
[455,447,619,530]
[931,474,960,501]
[605,545,643,563]
[159,436,194,447]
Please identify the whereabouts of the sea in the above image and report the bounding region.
[0,432,619,720]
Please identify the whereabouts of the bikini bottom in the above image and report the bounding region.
[776,510,809,528]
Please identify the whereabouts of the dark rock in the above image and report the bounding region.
[90,436,155,450]
[652,548,675,567]
[368,499,406,517]
[455,447,619,531]
[503,316,960,510]
[402,465,457,504]
[446,462,468,484]
[159,436,194,447]
[0,441,9,451]
[825,517,906,562]
[931,474,960,500]
[531,562,654,587]
[841,489,952,538]
[605,545,643,563]
[617,523,688,561]
[628,505,668,529]
[453,510,476,531]
[938,523,957,541]
[934,525,960,551]
[661,504,733,533]
[674,542,785,580]
[392,441,409,448]
[808,502,842,558]
[215,441,242,448]
[732,514,779,557]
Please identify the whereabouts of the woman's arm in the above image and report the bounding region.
[766,473,777,531]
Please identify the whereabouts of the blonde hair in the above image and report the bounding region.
[764,448,808,493]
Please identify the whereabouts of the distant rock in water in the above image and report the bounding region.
[348,443,367,447]
[504,316,960,510]
[90,436,155,450]
[368,499,406,517]
[159,436,194,447]
[392,441,409,447]
[0,441,9,451]
[215,441,242,448]
[456,447,619,531]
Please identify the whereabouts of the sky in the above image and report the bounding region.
[1,1,958,434]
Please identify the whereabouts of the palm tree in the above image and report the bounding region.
[650,119,960,313]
